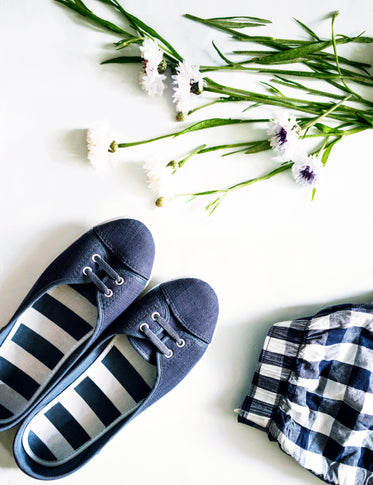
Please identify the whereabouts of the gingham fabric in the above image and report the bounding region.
[238,304,373,485]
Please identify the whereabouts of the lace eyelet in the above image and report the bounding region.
[151,312,160,321]
[104,289,113,298]
[176,339,185,348]
[82,266,92,276]
[115,277,124,286]
[164,349,173,359]
[139,323,149,332]
[92,254,101,263]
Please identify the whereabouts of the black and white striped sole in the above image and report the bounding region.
[0,285,97,424]
[23,334,157,466]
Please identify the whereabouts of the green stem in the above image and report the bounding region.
[301,95,352,130]
[114,118,271,148]
[303,126,367,138]
[203,79,359,123]
[171,144,207,170]
[174,162,293,199]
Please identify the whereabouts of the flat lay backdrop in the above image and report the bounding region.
[1,1,373,484]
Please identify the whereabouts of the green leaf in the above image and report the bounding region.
[174,118,256,136]
[260,81,283,96]
[251,39,338,65]
[101,56,142,64]
[211,41,235,65]
[204,19,269,29]
[244,140,271,153]
[115,37,143,49]
[54,0,130,36]
[356,113,373,126]
[314,123,342,134]
[293,18,320,41]
[207,15,271,24]
[321,138,340,165]
[104,0,183,61]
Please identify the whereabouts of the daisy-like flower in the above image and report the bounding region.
[144,159,174,200]
[291,155,322,187]
[86,121,111,170]
[172,60,204,119]
[139,38,166,96]
[268,112,300,161]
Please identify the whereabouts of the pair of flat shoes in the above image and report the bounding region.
[0,219,219,479]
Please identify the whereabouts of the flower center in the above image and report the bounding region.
[300,165,316,182]
[277,127,288,145]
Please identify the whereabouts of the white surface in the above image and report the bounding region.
[0,0,372,484]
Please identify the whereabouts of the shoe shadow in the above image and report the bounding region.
[0,426,18,468]
[0,222,84,327]
[0,222,85,468]
[211,291,373,479]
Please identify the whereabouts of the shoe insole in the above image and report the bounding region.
[0,285,97,424]
[23,334,157,466]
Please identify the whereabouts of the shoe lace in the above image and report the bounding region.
[139,312,185,359]
[82,254,124,297]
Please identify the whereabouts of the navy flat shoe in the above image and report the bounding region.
[0,219,155,431]
[13,278,219,479]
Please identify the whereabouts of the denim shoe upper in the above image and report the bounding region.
[13,278,219,480]
[0,219,155,431]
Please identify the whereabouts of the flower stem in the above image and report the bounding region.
[114,118,270,148]
[301,95,352,130]
[174,162,293,199]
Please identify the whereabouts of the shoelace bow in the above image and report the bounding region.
[82,254,124,297]
[140,312,185,359]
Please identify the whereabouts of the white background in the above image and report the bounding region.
[0,0,373,484]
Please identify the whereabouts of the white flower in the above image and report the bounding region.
[268,112,300,161]
[291,155,322,187]
[86,121,111,170]
[139,38,163,67]
[144,160,173,198]
[139,39,166,96]
[172,60,203,116]
[139,69,166,96]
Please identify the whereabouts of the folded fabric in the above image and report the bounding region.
[238,303,373,485]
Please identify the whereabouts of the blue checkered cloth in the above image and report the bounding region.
[238,303,373,485]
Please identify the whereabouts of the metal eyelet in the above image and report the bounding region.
[139,323,149,332]
[82,266,92,276]
[164,349,173,359]
[92,254,101,263]
[104,289,113,298]
[115,277,124,286]
[151,312,160,321]
[176,339,185,348]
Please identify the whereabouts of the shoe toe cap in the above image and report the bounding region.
[160,278,219,344]
[93,219,155,279]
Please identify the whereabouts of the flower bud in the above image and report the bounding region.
[176,111,186,122]
[108,140,118,153]
[155,196,166,207]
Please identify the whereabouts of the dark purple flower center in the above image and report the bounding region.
[300,165,316,183]
[277,127,287,145]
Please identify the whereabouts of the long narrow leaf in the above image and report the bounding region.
[101,55,142,64]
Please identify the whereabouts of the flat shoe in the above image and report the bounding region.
[13,278,218,479]
[0,219,155,431]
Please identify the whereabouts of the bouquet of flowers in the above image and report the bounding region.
[57,0,373,213]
